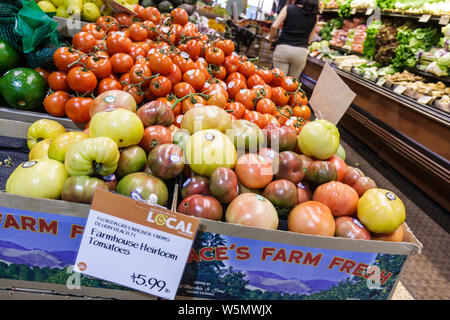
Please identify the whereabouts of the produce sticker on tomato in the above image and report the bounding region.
[74,189,200,300]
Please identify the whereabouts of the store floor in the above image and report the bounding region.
[338,126,450,300]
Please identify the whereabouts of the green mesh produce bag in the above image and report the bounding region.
[0,0,63,70]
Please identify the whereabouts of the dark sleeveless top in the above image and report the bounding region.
[276,5,317,48]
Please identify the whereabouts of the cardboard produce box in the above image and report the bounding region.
[0,117,422,300]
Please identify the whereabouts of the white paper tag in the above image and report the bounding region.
[439,15,450,25]
[74,191,199,300]
[366,8,374,15]
[377,78,387,86]
[419,14,432,23]
[418,95,433,105]
[351,8,357,15]
[394,85,407,95]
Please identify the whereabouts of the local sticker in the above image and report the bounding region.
[130,190,144,201]
[104,95,116,103]
[147,193,158,205]
[170,154,181,164]
[22,161,37,168]
[205,132,214,141]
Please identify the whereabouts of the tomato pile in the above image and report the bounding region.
[38,6,311,132]
[6,6,408,244]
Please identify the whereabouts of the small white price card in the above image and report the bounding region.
[74,189,199,300]
[351,8,357,15]
[439,15,450,25]
[366,8,374,15]
[394,85,407,95]
[419,14,432,23]
[418,95,433,105]
[376,78,387,86]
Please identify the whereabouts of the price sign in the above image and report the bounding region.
[394,85,407,95]
[366,8,374,15]
[376,78,387,86]
[418,95,433,105]
[419,14,432,23]
[439,15,450,25]
[74,189,200,300]
[351,8,357,15]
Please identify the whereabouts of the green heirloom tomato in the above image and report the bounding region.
[61,176,109,204]
[335,144,346,161]
[226,119,264,153]
[172,128,190,154]
[181,105,232,135]
[6,159,68,199]
[48,131,89,162]
[297,119,340,160]
[89,108,144,148]
[115,145,147,178]
[65,137,120,176]
[357,188,406,234]
[27,119,66,150]
[115,172,168,206]
[186,129,237,177]
[148,143,185,180]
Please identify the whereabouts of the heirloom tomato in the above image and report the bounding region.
[210,167,239,204]
[48,131,89,163]
[115,172,168,206]
[297,120,340,160]
[313,181,359,217]
[178,195,223,221]
[288,201,335,237]
[61,176,109,204]
[27,119,66,150]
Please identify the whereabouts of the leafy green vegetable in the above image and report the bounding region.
[337,0,352,18]
[363,21,382,60]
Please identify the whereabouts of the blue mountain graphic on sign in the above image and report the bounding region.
[238,270,338,294]
[0,240,76,268]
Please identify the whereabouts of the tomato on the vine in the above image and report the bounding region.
[67,67,97,93]
[109,53,134,74]
[82,23,106,40]
[149,52,174,76]
[149,75,172,97]
[114,12,133,27]
[224,55,240,74]
[170,8,189,26]
[227,79,247,100]
[129,64,152,87]
[290,91,308,106]
[243,110,266,129]
[86,55,112,79]
[182,69,206,91]
[239,61,256,78]
[285,116,307,133]
[65,97,92,123]
[96,16,119,32]
[274,106,292,125]
[97,78,122,95]
[144,7,162,25]
[271,67,285,86]
[281,76,299,92]
[247,74,265,89]
[256,68,273,84]
[72,31,97,53]
[44,91,71,117]
[212,65,227,80]
[173,82,195,99]
[182,95,206,113]
[292,105,311,121]
[123,85,144,104]
[256,98,276,115]
[48,71,70,92]
[271,86,290,106]
[225,102,246,119]
[235,88,257,110]
[205,47,225,65]
[215,39,235,56]
[53,47,84,72]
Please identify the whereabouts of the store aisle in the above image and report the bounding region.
[339,126,450,300]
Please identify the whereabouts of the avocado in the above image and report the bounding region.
[0,68,47,111]
[171,0,183,7]
[158,0,174,12]
[141,0,157,7]
[178,3,195,15]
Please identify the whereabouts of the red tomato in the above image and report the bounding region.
[86,55,112,79]
[281,76,299,92]
[67,67,97,93]
[128,23,148,42]
[172,52,196,73]
[256,98,276,114]
[149,52,174,76]
[128,45,147,62]
[239,61,256,78]
[96,16,119,32]
[247,74,265,89]
[144,7,161,25]
[256,68,273,84]
[178,195,223,220]
[271,68,285,87]
[97,78,122,95]
[206,91,227,108]
[243,110,266,129]
[182,69,206,91]
[271,87,290,106]
[212,65,227,80]
[224,55,240,74]
[53,47,84,72]
[34,68,50,83]
[235,88,257,110]
[123,85,144,105]
[82,23,106,40]
[227,79,247,100]
[371,223,405,242]
[226,72,246,84]
[148,75,172,97]
[114,12,133,27]
[173,82,195,99]
[182,95,206,113]
[106,32,132,55]
[43,91,70,117]
[48,71,70,92]
[296,181,312,204]
[225,102,246,119]
[129,64,152,86]
[174,114,183,127]
[226,193,279,230]
[292,105,311,121]
[139,125,172,153]
[235,153,273,189]
[205,47,225,65]
[166,63,182,86]
[313,181,359,217]
[288,201,336,237]
[290,91,308,106]
[328,155,348,182]
[65,97,92,123]
[215,39,235,56]
[110,53,134,74]
[170,8,189,26]
[72,32,97,53]
[335,217,371,240]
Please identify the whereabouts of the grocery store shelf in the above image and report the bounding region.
[0,107,84,130]
[300,57,450,211]
[321,9,447,24]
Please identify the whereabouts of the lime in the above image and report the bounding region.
[0,38,20,75]
[0,68,48,111]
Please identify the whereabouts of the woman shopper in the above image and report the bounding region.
[266,0,319,79]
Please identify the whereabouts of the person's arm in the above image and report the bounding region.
[266,6,287,42]
[308,16,319,45]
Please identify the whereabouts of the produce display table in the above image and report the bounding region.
[300,56,450,212]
